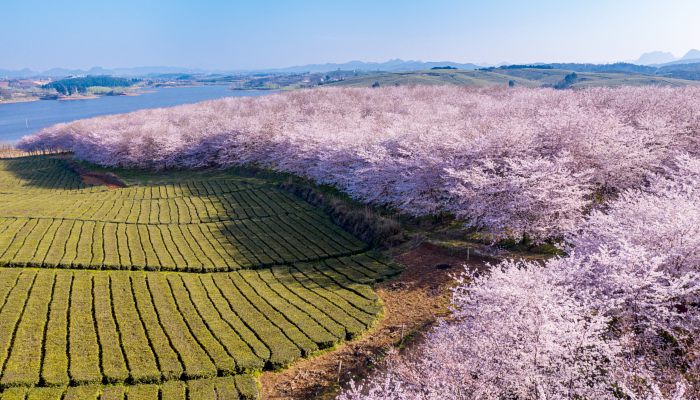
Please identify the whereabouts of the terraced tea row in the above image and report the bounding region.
[0,158,88,192]
[0,157,367,271]
[0,215,364,270]
[0,156,400,398]
[0,375,258,400]
[0,184,318,224]
[0,254,397,390]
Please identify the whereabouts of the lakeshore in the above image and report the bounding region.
[0,86,272,142]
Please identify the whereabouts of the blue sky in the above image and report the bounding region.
[2,0,699,70]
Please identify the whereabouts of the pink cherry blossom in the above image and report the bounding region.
[19,86,700,241]
[18,86,700,398]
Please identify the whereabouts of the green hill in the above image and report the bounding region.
[325,67,699,89]
[43,76,139,95]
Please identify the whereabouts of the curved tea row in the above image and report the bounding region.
[0,157,399,399]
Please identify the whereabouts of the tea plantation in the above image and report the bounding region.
[0,156,399,399]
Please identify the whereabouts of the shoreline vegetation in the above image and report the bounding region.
[0,74,242,105]
[0,84,272,105]
[0,86,156,104]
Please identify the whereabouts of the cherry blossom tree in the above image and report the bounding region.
[17,85,700,398]
[19,86,700,241]
[339,155,700,400]
[339,260,624,399]
[444,153,592,240]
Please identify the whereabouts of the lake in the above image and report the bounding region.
[0,86,273,143]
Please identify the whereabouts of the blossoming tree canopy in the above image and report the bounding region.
[19,86,700,242]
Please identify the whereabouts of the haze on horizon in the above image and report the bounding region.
[2,0,699,71]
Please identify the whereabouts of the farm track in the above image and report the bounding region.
[0,156,400,399]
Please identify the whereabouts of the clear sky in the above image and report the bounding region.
[2,0,699,70]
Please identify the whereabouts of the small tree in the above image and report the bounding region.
[555,72,578,89]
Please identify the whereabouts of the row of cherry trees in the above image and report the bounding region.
[19,86,700,241]
[340,155,700,399]
[19,86,700,397]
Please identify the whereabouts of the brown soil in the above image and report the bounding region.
[80,172,126,188]
[259,241,489,399]
[66,161,126,189]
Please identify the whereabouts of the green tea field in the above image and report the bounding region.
[0,156,399,399]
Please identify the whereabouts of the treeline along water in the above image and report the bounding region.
[0,86,272,143]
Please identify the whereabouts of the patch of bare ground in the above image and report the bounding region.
[67,160,126,188]
[80,172,126,188]
[259,241,489,399]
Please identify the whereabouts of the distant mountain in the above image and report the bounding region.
[0,66,210,79]
[42,67,90,77]
[0,66,113,78]
[681,49,700,61]
[87,66,115,75]
[634,51,676,65]
[1,60,484,79]
[0,68,39,79]
[630,49,700,67]
[109,66,209,76]
[261,59,483,73]
[3,54,700,80]
[66,66,210,77]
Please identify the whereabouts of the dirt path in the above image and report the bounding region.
[259,241,488,399]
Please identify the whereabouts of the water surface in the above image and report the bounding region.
[0,86,272,143]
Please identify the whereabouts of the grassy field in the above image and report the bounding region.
[324,67,700,88]
[0,156,399,399]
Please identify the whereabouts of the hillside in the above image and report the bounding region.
[324,67,700,88]
[42,75,138,95]
[17,86,700,398]
[0,155,400,399]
